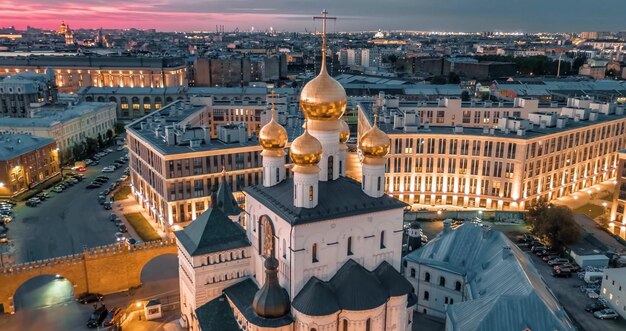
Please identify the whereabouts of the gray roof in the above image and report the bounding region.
[360,101,626,140]
[0,134,55,160]
[215,178,242,216]
[174,207,249,257]
[292,260,413,316]
[195,295,241,331]
[0,55,186,68]
[0,102,114,128]
[223,278,293,328]
[405,224,575,331]
[244,177,407,225]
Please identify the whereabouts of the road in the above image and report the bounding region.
[6,148,131,263]
[0,254,180,331]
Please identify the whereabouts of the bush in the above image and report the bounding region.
[123,212,161,242]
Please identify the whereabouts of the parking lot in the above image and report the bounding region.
[520,243,626,331]
[1,147,134,263]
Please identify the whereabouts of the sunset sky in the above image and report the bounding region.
[3,0,626,32]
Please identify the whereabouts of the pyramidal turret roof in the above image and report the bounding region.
[216,171,243,216]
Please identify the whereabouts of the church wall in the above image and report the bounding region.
[385,295,412,331]
[292,309,338,331]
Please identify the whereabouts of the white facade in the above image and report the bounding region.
[601,268,626,319]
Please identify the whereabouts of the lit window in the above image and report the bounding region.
[308,186,313,201]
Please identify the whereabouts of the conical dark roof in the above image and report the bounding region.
[252,257,291,318]
[216,177,242,216]
[292,277,340,316]
[373,261,414,297]
[174,208,249,256]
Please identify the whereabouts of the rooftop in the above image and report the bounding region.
[195,295,241,331]
[0,133,55,160]
[0,55,186,68]
[0,102,114,128]
[405,223,575,331]
[223,278,293,328]
[359,101,626,140]
[243,176,407,226]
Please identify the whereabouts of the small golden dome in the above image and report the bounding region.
[289,128,322,166]
[359,119,390,158]
[299,68,347,121]
[339,119,350,144]
[259,117,288,151]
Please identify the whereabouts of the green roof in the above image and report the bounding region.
[174,208,249,256]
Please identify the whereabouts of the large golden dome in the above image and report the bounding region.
[359,116,390,158]
[339,119,350,144]
[289,127,323,166]
[299,69,347,121]
[259,117,287,151]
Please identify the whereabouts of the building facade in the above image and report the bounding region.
[0,102,117,155]
[0,55,188,93]
[609,150,626,240]
[0,71,57,118]
[601,268,626,320]
[0,133,59,198]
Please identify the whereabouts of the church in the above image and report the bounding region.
[175,10,415,331]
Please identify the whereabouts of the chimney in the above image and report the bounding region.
[443,219,452,233]
[502,246,512,260]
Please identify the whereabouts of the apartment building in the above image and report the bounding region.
[0,55,188,93]
[358,97,626,211]
[126,99,301,232]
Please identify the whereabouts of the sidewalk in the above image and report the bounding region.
[112,195,168,241]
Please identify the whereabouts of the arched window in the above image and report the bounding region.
[455,281,462,291]
[86,96,94,102]
[312,243,318,263]
[380,230,386,249]
[328,155,334,180]
[377,176,382,191]
[410,268,416,278]
[425,272,431,282]
[109,96,117,103]
[439,276,446,287]
[339,160,343,175]
[347,236,353,256]
[97,96,105,102]
[311,329,317,331]
[366,319,371,331]
[343,320,348,331]
[423,291,429,301]
[276,167,280,183]
[155,96,162,109]
[230,252,233,260]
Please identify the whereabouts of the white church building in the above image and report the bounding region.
[175,10,415,331]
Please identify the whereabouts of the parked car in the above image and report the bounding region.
[552,269,572,278]
[91,161,100,166]
[548,258,570,266]
[52,186,63,193]
[587,289,600,299]
[109,214,117,221]
[102,167,115,173]
[0,199,16,206]
[76,292,104,304]
[26,197,41,207]
[542,254,560,262]
[585,301,607,313]
[530,246,545,253]
[86,305,108,328]
[126,238,137,245]
[115,232,126,242]
[554,263,579,272]
[93,178,108,184]
[103,202,112,210]
[102,307,122,327]
[118,224,127,233]
[97,176,110,180]
[594,308,619,320]
[86,183,103,189]
[114,220,124,227]
[77,167,87,172]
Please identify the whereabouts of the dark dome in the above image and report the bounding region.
[410,221,420,229]
[252,256,291,318]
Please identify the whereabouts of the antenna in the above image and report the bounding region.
[313,9,337,72]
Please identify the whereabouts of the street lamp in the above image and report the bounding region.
[55,147,63,177]
[136,301,143,320]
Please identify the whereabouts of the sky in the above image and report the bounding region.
[2,0,626,33]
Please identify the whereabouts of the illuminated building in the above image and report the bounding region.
[609,150,626,240]
[126,97,300,231]
[0,56,188,93]
[0,134,59,198]
[176,11,414,330]
[0,71,57,118]
[358,96,626,211]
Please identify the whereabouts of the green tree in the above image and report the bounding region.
[461,90,471,101]
[430,75,447,85]
[114,122,126,135]
[97,133,105,149]
[105,129,114,143]
[530,204,581,250]
[448,72,461,84]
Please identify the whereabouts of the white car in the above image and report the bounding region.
[115,232,126,242]
[52,186,63,193]
[116,146,125,151]
[102,167,115,173]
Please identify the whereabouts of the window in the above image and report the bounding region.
[308,186,313,201]
[380,231,386,249]
[410,268,416,278]
[343,320,348,331]
[439,276,446,287]
[347,236,353,256]
[282,239,287,259]
[455,281,461,291]
[377,176,382,191]
[276,168,279,183]
[423,291,429,301]
[445,297,449,304]
[366,319,371,331]
[425,272,431,282]
[312,243,318,263]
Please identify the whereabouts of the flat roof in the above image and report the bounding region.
[0,133,55,160]
[0,102,114,128]
[127,100,302,156]
[0,55,186,68]
[359,101,626,140]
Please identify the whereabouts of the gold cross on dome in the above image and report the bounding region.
[313,9,336,63]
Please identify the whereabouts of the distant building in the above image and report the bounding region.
[444,58,515,80]
[601,268,626,320]
[193,55,287,87]
[0,101,116,155]
[0,71,57,118]
[579,63,606,79]
[404,222,575,330]
[0,133,59,198]
[0,55,188,93]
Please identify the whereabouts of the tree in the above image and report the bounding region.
[97,133,105,149]
[105,129,114,143]
[529,204,582,250]
[526,197,549,230]
[114,122,126,135]
[448,72,461,84]
[461,90,471,101]
[430,75,447,85]
[596,213,610,230]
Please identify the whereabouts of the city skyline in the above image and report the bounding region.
[3,0,626,33]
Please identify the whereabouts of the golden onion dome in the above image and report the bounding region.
[359,115,390,158]
[299,66,347,121]
[259,117,288,151]
[339,119,350,144]
[289,128,323,166]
